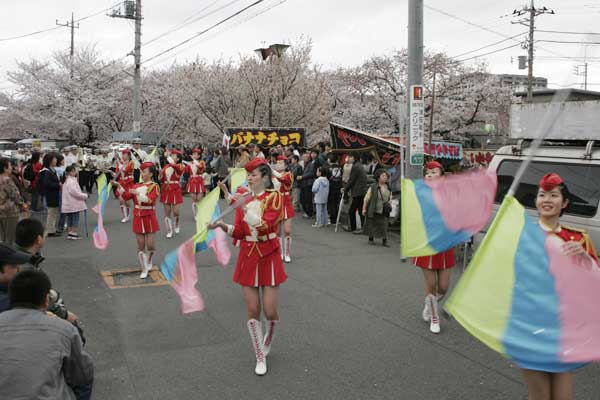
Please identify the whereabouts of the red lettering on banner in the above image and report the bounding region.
[337,129,367,148]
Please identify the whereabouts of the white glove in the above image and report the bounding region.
[135,186,149,203]
[243,200,262,227]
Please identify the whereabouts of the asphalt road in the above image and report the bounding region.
[38,194,599,400]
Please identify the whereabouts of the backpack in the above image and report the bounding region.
[23,163,34,181]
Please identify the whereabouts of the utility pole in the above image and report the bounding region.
[254,44,290,127]
[428,62,437,149]
[575,63,589,90]
[512,1,555,102]
[56,12,79,78]
[109,1,142,133]
[406,0,424,179]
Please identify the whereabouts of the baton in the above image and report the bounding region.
[84,209,89,238]
[335,191,345,233]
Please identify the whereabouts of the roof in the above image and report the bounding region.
[514,88,600,98]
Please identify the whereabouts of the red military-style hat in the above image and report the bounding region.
[539,173,564,191]
[140,162,155,171]
[169,149,183,155]
[121,149,131,154]
[276,155,288,161]
[192,148,203,154]
[245,157,269,173]
[426,161,443,171]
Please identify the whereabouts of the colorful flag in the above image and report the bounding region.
[161,237,204,314]
[161,186,231,313]
[229,167,247,193]
[445,196,600,372]
[401,168,497,256]
[92,174,112,250]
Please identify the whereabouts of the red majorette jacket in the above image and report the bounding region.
[227,187,284,258]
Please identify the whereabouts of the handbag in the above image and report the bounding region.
[378,187,392,217]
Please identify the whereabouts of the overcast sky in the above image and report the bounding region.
[1,0,600,92]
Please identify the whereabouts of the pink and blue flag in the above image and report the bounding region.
[401,168,497,256]
[446,196,600,372]
[92,174,111,250]
[160,187,231,313]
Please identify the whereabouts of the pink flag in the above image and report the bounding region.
[92,204,109,250]
[209,227,232,267]
[163,238,205,314]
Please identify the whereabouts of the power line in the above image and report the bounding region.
[0,2,124,42]
[144,0,288,68]
[538,39,600,45]
[143,0,245,47]
[451,32,526,59]
[142,0,266,64]
[424,4,566,59]
[537,29,600,35]
[453,42,525,63]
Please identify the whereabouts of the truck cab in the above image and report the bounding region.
[489,140,600,249]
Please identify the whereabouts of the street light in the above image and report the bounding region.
[254,43,290,126]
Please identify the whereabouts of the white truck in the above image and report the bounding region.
[487,99,600,248]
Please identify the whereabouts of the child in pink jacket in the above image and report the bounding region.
[61,166,88,240]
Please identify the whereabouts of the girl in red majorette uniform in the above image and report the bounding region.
[184,148,206,218]
[115,149,135,223]
[271,155,295,263]
[160,149,185,238]
[210,158,286,377]
[114,162,160,279]
[412,161,456,335]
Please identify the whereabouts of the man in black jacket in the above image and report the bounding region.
[326,154,343,225]
[296,153,315,218]
[343,154,367,233]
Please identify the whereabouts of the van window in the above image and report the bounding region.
[495,160,600,217]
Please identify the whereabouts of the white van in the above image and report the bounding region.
[488,141,600,248]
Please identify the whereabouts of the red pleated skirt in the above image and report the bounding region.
[186,176,205,194]
[282,193,295,220]
[413,248,456,270]
[233,242,287,287]
[116,178,134,200]
[132,214,160,234]
[160,183,183,205]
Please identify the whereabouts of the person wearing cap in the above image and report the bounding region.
[115,149,135,223]
[115,162,160,278]
[210,158,287,376]
[130,138,147,183]
[160,149,185,238]
[412,160,455,334]
[519,172,598,400]
[0,242,31,312]
[184,148,206,218]
[0,269,94,400]
[271,155,295,263]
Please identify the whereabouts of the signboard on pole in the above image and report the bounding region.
[409,85,425,165]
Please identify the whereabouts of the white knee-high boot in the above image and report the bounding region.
[138,251,149,279]
[263,320,278,357]
[247,319,267,376]
[165,217,173,238]
[284,236,292,263]
[428,294,440,334]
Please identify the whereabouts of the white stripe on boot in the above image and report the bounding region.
[280,237,284,260]
[247,319,267,376]
[263,320,278,357]
[165,217,173,238]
